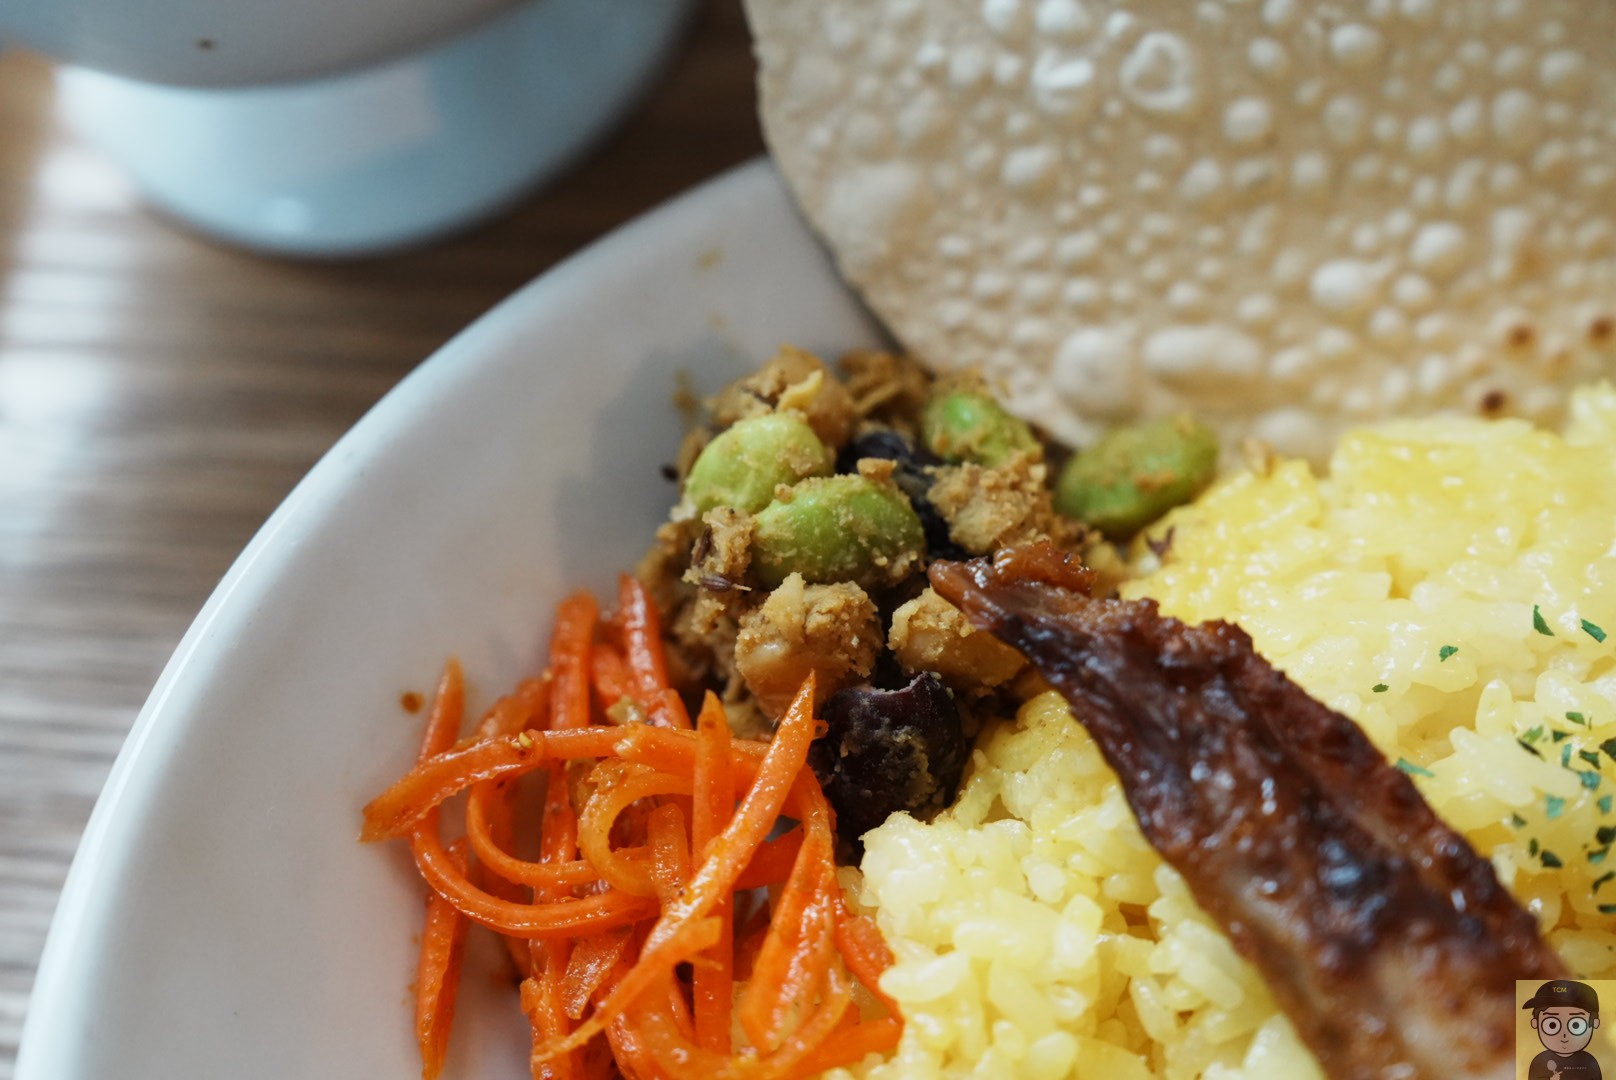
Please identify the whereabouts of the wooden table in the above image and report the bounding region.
[0,4,762,1072]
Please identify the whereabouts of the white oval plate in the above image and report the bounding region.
[17,159,884,1080]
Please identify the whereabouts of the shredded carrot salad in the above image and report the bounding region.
[362,576,902,1079]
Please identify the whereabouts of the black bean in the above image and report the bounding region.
[837,429,940,473]
[837,428,966,560]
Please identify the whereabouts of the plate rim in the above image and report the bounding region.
[14,155,803,1076]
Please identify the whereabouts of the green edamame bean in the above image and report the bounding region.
[684,413,833,514]
[921,388,1040,467]
[1054,415,1219,539]
[751,475,926,589]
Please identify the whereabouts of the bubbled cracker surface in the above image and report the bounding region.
[746,0,1616,459]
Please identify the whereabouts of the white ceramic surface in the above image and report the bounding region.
[0,0,518,87]
[57,0,696,257]
[16,160,884,1079]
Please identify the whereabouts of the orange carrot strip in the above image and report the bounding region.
[585,675,817,1073]
[732,892,773,984]
[598,942,664,1080]
[733,829,802,891]
[538,762,579,892]
[739,766,841,1051]
[609,733,786,834]
[363,728,629,841]
[466,780,523,883]
[465,782,613,891]
[560,929,633,1020]
[644,673,817,955]
[618,575,685,729]
[658,687,693,731]
[611,723,769,778]
[646,802,692,905]
[541,756,580,862]
[418,659,466,762]
[660,973,698,1044]
[781,1017,902,1078]
[580,1037,617,1080]
[616,979,732,1080]
[578,768,694,896]
[381,720,807,897]
[364,734,553,842]
[415,838,470,1080]
[616,575,667,688]
[536,591,597,1027]
[751,959,855,1080]
[834,904,899,1015]
[831,999,862,1036]
[603,1019,658,1080]
[453,822,784,912]
[521,967,578,1080]
[536,598,586,886]
[690,693,735,1054]
[590,646,634,712]
[624,956,856,1080]
[464,778,519,864]
[463,777,540,977]
[739,859,837,1051]
[410,660,470,1078]
[689,694,736,854]
[548,948,584,1080]
[531,768,585,1071]
[531,915,723,1063]
[550,592,598,731]
[476,674,552,739]
[527,594,596,1078]
[376,604,865,1079]
[468,861,535,980]
[410,823,656,937]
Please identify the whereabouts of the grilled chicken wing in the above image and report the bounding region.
[929,543,1564,1080]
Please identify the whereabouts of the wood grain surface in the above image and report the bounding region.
[0,4,763,1073]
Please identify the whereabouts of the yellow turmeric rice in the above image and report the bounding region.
[837,384,1616,1079]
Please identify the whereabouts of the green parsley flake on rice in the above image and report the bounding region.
[835,384,1616,1079]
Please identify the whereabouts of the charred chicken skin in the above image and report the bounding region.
[930,543,1564,1080]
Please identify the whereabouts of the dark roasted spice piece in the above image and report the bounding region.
[807,672,968,848]
[930,543,1564,1080]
